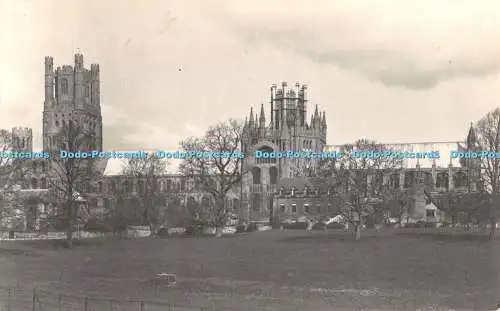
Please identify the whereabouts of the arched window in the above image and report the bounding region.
[423,172,433,188]
[61,78,68,94]
[454,171,467,188]
[41,178,47,189]
[252,167,261,184]
[138,180,145,194]
[167,180,172,191]
[103,198,110,210]
[269,166,278,185]
[31,178,38,189]
[123,180,130,193]
[404,171,414,188]
[252,193,261,212]
[436,172,449,189]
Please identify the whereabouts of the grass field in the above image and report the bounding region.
[0,229,499,310]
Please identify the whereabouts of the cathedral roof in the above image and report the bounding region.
[94,158,109,175]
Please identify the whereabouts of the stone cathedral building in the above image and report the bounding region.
[0,54,483,232]
[240,82,480,223]
[240,82,327,221]
[42,54,103,152]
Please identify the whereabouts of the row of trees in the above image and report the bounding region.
[2,107,500,245]
[0,119,245,246]
[312,108,500,240]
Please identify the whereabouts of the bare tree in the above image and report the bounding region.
[382,187,414,227]
[0,129,27,189]
[120,154,169,234]
[0,129,33,230]
[434,191,489,229]
[179,119,244,237]
[47,122,104,247]
[317,139,402,240]
[470,108,500,239]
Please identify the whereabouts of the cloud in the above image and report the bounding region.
[215,0,500,90]
[102,119,140,150]
[303,49,500,89]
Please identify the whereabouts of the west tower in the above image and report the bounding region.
[42,54,103,152]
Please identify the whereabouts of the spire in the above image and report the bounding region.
[321,111,326,126]
[249,107,254,126]
[467,122,476,148]
[314,104,319,118]
[259,103,265,126]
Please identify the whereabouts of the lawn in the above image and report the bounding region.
[0,229,499,310]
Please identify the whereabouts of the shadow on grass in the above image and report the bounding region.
[279,229,498,244]
[279,231,388,243]
[6,238,109,250]
[395,231,494,243]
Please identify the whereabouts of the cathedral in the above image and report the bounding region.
[239,82,480,223]
[0,54,482,233]
[240,82,327,221]
[42,54,103,152]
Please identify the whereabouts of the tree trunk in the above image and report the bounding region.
[355,224,362,240]
[215,226,223,237]
[66,203,74,248]
[66,225,73,248]
[306,219,315,232]
[489,216,496,240]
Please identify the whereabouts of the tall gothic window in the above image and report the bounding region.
[269,167,278,184]
[252,167,261,185]
[61,78,68,94]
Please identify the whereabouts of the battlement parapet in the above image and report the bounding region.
[58,65,74,74]
[11,127,33,136]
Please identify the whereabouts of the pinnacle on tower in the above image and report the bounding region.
[466,122,476,148]
[259,103,265,125]
[314,104,319,118]
[322,111,326,125]
[249,107,254,126]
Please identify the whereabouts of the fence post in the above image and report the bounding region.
[7,288,11,311]
[84,297,89,311]
[32,288,36,311]
[58,294,62,311]
[140,300,145,311]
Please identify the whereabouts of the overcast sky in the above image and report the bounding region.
[1,0,500,154]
